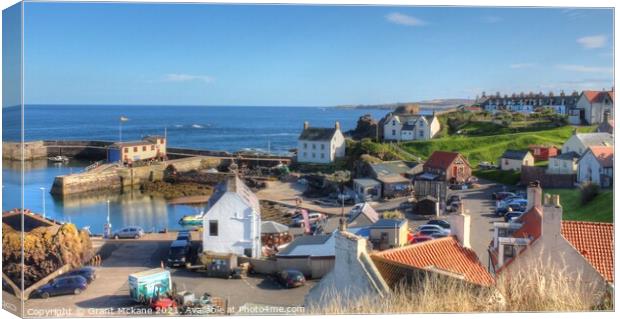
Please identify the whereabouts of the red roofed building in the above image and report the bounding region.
[570,89,614,125]
[528,144,559,161]
[577,146,614,187]
[488,182,613,305]
[423,151,472,184]
[372,236,495,287]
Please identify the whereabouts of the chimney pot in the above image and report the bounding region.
[303,121,309,130]
[553,194,561,207]
[526,180,542,211]
[335,121,341,131]
[544,193,551,206]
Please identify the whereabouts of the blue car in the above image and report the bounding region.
[59,267,97,284]
[35,276,88,299]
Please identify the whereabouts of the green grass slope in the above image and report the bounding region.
[544,189,613,223]
[400,125,596,166]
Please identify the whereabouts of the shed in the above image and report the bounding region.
[499,150,534,171]
[347,203,379,228]
[353,178,382,202]
[416,195,439,215]
[368,219,409,250]
[275,235,335,279]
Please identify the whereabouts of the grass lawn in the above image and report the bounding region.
[474,169,521,185]
[544,188,613,223]
[400,125,597,166]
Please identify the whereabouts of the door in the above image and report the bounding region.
[452,166,457,179]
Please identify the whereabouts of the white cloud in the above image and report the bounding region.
[162,73,214,84]
[509,63,536,69]
[576,35,607,49]
[385,12,426,26]
[555,64,613,74]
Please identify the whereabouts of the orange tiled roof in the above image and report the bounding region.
[588,146,614,168]
[583,90,613,103]
[512,206,542,240]
[371,236,495,287]
[561,221,614,283]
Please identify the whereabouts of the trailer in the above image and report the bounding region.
[128,269,172,303]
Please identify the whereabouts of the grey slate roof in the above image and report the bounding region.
[369,219,407,229]
[370,161,417,177]
[276,235,332,256]
[207,175,260,213]
[354,178,381,188]
[299,128,337,141]
[576,133,613,147]
[501,150,530,160]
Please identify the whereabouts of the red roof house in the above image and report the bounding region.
[528,144,559,161]
[423,151,472,183]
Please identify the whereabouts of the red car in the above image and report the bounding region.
[410,235,433,244]
[150,297,177,312]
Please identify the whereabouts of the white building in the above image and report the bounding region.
[297,121,345,164]
[498,150,534,171]
[202,176,261,258]
[383,113,440,141]
[577,146,614,187]
[561,131,613,156]
[569,90,614,125]
[547,152,580,175]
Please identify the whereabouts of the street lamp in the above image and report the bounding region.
[39,187,46,218]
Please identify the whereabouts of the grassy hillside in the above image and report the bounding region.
[399,125,596,166]
[544,189,613,223]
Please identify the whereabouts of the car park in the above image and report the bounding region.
[167,240,191,267]
[113,226,144,239]
[275,270,306,288]
[35,276,88,298]
[59,266,97,284]
[492,191,515,200]
[292,213,326,227]
[427,220,450,230]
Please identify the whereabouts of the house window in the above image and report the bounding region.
[209,221,218,236]
[303,152,307,157]
[504,244,515,258]
[392,120,396,125]
[124,148,129,153]
[312,153,315,158]
[133,147,138,152]
[392,129,396,136]
[504,159,509,165]
[143,146,147,151]
[321,153,325,159]
[151,145,155,150]
[312,144,316,150]
[419,130,424,137]
[304,143,307,149]
[321,144,325,150]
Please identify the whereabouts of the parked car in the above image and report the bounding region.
[447,201,461,212]
[113,226,144,239]
[292,213,325,227]
[427,220,450,230]
[410,235,433,244]
[276,270,306,288]
[167,240,191,267]
[176,230,192,242]
[501,198,528,208]
[447,195,461,205]
[59,266,97,284]
[416,224,451,235]
[35,276,88,298]
[505,211,525,223]
[430,232,448,239]
[449,183,466,190]
[492,191,515,200]
[478,161,495,169]
[415,229,443,237]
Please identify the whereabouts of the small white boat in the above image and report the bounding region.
[48,155,69,162]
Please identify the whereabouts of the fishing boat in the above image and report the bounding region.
[48,155,69,162]
[179,211,205,226]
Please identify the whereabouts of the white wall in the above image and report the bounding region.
[202,193,261,257]
[297,129,345,164]
[561,135,587,155]
[383,115,401,141]
[547,157,577,175]
[577,151,602,185]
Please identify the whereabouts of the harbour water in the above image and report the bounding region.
[2,105,392,232]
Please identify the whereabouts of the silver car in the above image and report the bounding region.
[112,226,144,239]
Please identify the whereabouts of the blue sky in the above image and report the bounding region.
[11,3,616,106]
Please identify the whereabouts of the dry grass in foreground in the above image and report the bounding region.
[310,264,613,314]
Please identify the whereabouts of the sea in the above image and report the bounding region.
[2,105,394,232]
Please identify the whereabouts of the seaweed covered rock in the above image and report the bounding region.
[2,222,93,288]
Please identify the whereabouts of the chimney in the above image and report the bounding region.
[334,231,368,272]
[526,181,542,212]
[542,194,563,240]
[448,210,471,248]
[334,121,341,131]
[303,121,309,130]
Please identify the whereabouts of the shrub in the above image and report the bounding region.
[580,182,600,205]
[382,210,404,220]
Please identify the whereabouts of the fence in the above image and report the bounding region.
[520,165,576,188]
